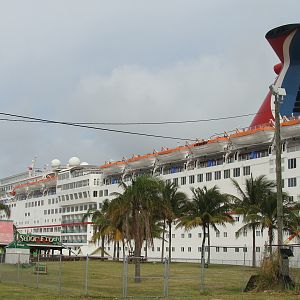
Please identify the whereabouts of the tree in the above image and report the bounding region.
[109,175,162,282]
[178,186,233,266]
[82,199,110,258]
[160,181,188,262]
[231,175,275,267]
[0,202,10,218]
[259,192,300,254]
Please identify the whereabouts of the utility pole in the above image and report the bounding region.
[269,84,286,275]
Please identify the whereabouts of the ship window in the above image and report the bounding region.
[65,195,69,201]
[74,193,78,199]
[78,192,83,199]
[206,172,212,181]
[288,158,296,169]
[233,168,240,177]
[171,177,177,186]
[181,177,186,185]
[214,171,221,180]
[197,174,203,182]
[48,199,51,205]
[44,210,47,215]
[243,166,250,176]
[83,191,88,198]
[189,175,195,184]
[70,194,73,200]
[223,247,227,252]
[62,195,65,201]
[41,200,44,205]
[288,177,297,187]
[104,190,108,196]
[93,191,98,197]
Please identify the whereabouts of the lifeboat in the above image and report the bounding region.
[229,125,275,148]
[100,161,125,175]
[126,153,157,171]
[190,137,228,157]
[12,175,57,195]
[281,118,300,139]
[156,146,189,164]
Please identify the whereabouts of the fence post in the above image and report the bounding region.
[36,252,40,289]
[122,256,128,298]
[85,254,88,295]
[163,257,169,297]
[17,253,20,283]
[58,254,62,293]
[200,257,205,292]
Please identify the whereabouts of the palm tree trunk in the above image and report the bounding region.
[207,225,211,264]
[268,226,273,255]
[134,241,142,283]
[252,224,256,267]
[113,241,116,260]
[201,224,206,264]
[168,221,172,263]
[117,241,120,260]
[161,219,166,263]
[122,239,125,258]
[101,236,105,258]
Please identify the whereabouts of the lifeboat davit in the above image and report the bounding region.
[100,161,125,175]
[126,153,157,171]
[281,118,300,139]
[190,137,228,157]
[229,125,275,148]
[156,146,188,164]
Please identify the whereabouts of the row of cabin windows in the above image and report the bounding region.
[93,190,109,197]
[25,200,45,208]
[62,203,97,214]
[60,191,89,201]
[170,167,251,186]
[147,246,260,253]
[44,208,62,215]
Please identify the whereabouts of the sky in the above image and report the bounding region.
[0,0,299,177]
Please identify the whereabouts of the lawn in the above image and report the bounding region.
[0,260,300,299]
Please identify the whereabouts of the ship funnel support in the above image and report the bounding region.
[251,24,300,127]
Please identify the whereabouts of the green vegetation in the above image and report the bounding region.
[1,260,300,299]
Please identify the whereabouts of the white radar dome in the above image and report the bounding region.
[68,157,81,167]
[51,159,61,168]
[80,162,89,166]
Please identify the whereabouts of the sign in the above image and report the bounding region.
[0,220,14,245]
[16,233,61,246]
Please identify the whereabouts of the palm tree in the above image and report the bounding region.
[109,175,162,283]
[0,202,10,218]
[231,175,275,267]
[160,181,188,262]
[259,192,300,254]
[178,186,233,266]
[82,199,110,258]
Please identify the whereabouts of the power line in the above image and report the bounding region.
[0,110,270,126]
[0,112,194,141]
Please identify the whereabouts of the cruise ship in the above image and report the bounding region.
[1,23,300,264]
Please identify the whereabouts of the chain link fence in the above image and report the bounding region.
[0,250,299,298]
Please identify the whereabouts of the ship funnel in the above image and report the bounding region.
[251,24,300,127]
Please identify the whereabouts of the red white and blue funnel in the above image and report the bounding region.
[251,24,300,127]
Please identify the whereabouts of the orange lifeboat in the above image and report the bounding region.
[126,153,157,171]
[229,124,274,148]
[189,137,228,157]
[156,146,189,164]
[99,161,125,175]
[281,118,300,139]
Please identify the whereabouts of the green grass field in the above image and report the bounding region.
[1,260,300,299]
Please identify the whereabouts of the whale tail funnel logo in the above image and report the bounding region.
[251,24,300,127]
